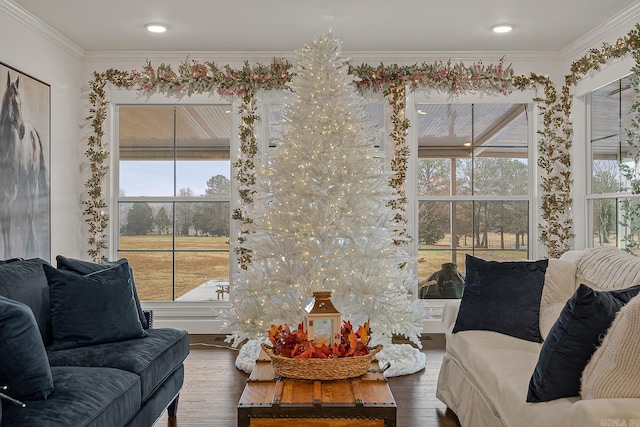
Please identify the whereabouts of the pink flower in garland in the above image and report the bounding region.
[190,62,208,79]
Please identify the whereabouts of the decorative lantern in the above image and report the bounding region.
[304,291,341,346]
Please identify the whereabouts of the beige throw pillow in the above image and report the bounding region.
[539,259,577,340]
[541,259,577,308]
[581,294,640,399]
[575,246,640,291]
[539,302,564,341]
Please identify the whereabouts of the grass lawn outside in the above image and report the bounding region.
[119,235,230,301]
[120,233,528,301]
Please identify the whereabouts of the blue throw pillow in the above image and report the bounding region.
[55,255,148,329]
[0,296,54,400]
[44,262,147,351]
[452,255,548,343]
[527,283,640,402]
[0,258,53,345]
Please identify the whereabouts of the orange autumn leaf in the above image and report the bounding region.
[348,329,358,351]
[268,324,281,343]
[341,320,354,342]
[356,319,370,345]
[313,342,332,357]
[294,345,328,359]
[267,319,372,359]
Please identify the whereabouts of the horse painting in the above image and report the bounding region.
[0,69,49,260]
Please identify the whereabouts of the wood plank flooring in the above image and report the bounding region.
[156,335,460,427]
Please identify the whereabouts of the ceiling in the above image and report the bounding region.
[10,0,640,53]
[10,1,632,167]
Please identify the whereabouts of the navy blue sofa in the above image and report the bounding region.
[0,257,190,427]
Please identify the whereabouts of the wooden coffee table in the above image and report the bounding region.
[237,352,396,427]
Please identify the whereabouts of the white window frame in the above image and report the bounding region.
[106,87,237,333]
[103,87,540,334]
[581,57,640,250]
[408,90,539,330]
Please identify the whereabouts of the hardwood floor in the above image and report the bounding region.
[156,335,461,427]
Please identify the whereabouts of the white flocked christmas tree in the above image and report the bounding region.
[226,31,426,376]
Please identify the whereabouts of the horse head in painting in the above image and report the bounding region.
[0,71,48,259]
[1,72,26,141]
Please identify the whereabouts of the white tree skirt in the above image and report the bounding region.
[376,343,426,377]
[235,339,426,378]
[235,337,270,373]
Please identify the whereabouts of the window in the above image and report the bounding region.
[588,75,640,253]
[415,103,531,298]
[116,105,232,301]
[263,99,386,150]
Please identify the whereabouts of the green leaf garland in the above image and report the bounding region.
[84,26,640,261]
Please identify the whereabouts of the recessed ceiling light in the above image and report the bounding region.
[417,109,427,115]
[491,24,513,34]
[463,142,472,147]
[145,24,167,33]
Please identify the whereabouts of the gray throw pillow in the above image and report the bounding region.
[0,258,53,345]
[0,296,54,400]
[55,255,148,329]
[44,262,147,351]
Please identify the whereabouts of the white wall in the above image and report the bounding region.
[0,1,85,261]
[561,3,640,250]
[1,3,568,333]
[2,0,634,266]
[80,51,564,333]
[3,0,638,332]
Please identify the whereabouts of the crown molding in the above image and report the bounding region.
[83,49,561,66]
[1,0,85,60]
[82,50,295,65]
[345,50,562,65]
[561,1,640,63]
[573,55,635,96]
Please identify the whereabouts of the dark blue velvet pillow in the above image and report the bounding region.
[0,296,54,400]
[55,255,148,329]
[527,283,640,402]
[452,255,548,343]
[44,262,147,351]
[0,258,53,345]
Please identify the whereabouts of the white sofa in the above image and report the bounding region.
[436,247,640,427]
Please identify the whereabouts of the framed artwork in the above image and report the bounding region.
[0,62,50,261]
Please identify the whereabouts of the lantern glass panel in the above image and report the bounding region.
[312,318,333,345]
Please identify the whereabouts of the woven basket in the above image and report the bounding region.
[261,343,383,381]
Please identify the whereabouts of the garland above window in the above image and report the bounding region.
[82,55,567,261]
[82,22,640,262]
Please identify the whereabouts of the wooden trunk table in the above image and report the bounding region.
[237,353,396,427]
